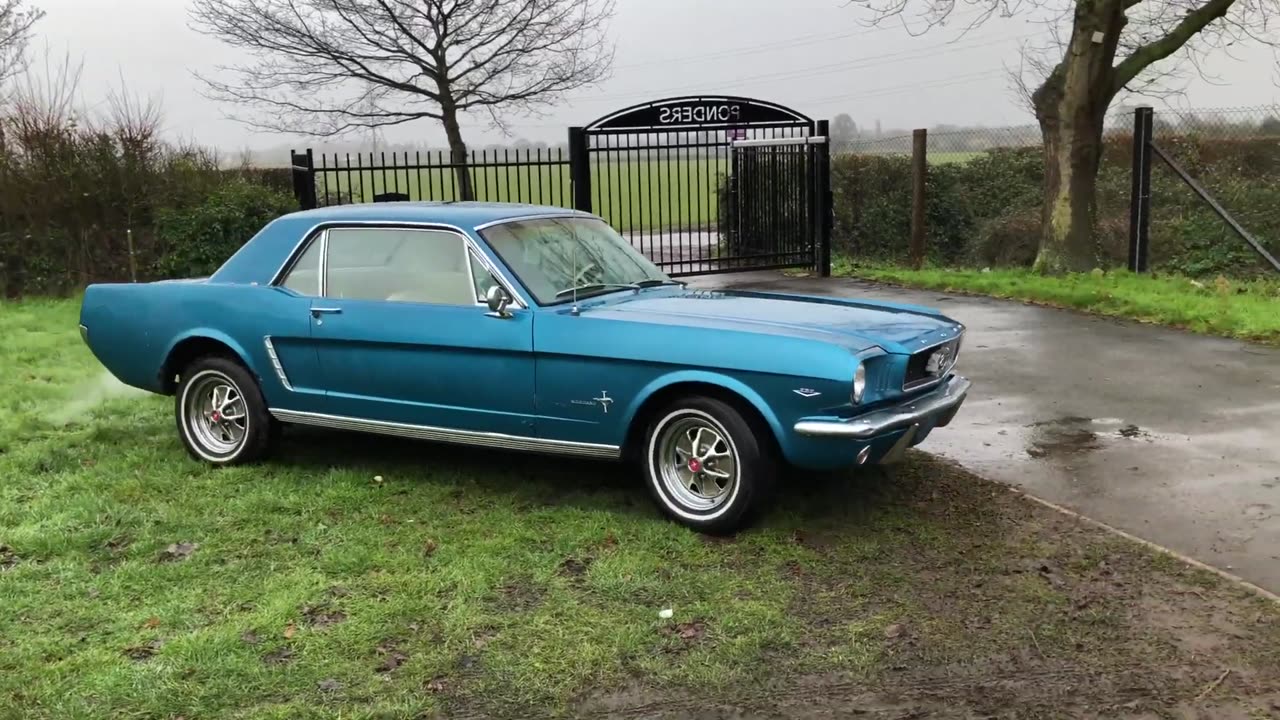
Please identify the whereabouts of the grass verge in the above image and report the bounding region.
[833,260,1280,345]
[2,299,1278,718]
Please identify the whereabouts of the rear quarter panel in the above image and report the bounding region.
[79,282,315,407]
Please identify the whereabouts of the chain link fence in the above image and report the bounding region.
[828,106,1280,277]
[1144,106,1280,276]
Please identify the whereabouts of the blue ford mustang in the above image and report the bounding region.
[80,202,970,532]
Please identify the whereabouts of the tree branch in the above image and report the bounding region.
[1112,0,1238,92]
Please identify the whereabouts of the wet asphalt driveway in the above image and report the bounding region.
[693,271,1280,593]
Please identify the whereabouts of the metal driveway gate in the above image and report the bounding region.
[568,96,831,277]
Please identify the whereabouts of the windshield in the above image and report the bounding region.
[478,216,673,305]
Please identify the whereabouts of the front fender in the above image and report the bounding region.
[620,369,788,455]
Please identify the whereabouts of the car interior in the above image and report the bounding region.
[281,227,493,306]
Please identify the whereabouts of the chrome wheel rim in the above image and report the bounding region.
[657,415,738,512]
[184,373,248,456]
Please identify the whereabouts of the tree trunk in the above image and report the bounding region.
[1031,0,1126,274]
[440,103,474,202]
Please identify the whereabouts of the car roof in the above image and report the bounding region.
[209,202,592,286]
[286,201,590,227]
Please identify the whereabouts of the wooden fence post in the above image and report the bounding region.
[910,128,927,269]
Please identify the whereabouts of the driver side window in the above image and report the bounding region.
[279,227,502,306]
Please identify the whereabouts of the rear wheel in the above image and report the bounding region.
[175,356,275,465]
[643,396,775,534]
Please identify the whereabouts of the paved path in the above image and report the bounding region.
[694,271,1280,592]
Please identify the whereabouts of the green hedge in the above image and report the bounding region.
[153,180,298,280]
[0,105,300,297]
[831,135,1280,277]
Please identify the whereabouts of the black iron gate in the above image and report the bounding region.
[569,96,831,277]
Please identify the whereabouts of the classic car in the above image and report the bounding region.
[79,202,970,532]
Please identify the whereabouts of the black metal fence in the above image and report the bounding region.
[290,147,572,210]
[290,96,834,278]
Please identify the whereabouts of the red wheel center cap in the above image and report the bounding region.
[211,411,222,422]
[688,458,701,473]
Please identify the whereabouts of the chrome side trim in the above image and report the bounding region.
[268,221,529,310]
[79,323,89,344]
[262,337,293,391]
[269,409,622,459]
[472,211,595,231]
[794,375,971,440]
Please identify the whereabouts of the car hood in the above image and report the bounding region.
[576,289,961,354]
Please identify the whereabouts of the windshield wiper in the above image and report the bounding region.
[553,282,641,300]
[633,279,685,288]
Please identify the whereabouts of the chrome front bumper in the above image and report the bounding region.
[793,375,971,439]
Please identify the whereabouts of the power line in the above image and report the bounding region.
[610,9,999,71]
[569,30,1038,105]
[802,69,1009,107]
[495,67,1012,132]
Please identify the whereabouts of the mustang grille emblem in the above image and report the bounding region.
[925,345,954,376]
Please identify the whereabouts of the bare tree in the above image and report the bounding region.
[190,0,615,199]
[857,0,1278,272]
[0,1,43,97]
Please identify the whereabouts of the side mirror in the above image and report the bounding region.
[485,285,513,318]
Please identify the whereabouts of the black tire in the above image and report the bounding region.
[642,396,776,534]
[174,356,276,465]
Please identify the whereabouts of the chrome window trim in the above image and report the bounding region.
[262,337,293,391]
[268,221,529,310]
[269,408,621,460]
[464,248,496,306]
[316,229,329,296]
[274,229,325,297]
[902,333,963,393]
[472,211,594,231]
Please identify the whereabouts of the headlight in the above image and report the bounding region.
[852,364,866,404]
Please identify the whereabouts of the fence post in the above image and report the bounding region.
[567,127,592,213]
[1128,106,1154,273]
[815,119,832,277]
[910,128,927,270]
[291,149,317,210]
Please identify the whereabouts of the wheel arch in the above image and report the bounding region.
[620,372,784,462]
[159,331,255,394]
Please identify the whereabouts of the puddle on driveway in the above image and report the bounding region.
[1024,416,1155,460]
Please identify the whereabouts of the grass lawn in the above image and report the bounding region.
[835,261,1280,345]
[312,158,728,233]
[3,299,1279,718]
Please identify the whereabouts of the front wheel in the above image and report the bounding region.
[175,356,276,465]
[643,396,776,534]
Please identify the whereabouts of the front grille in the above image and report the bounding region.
[903,338,961,391]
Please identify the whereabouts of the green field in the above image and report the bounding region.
[3,298,1279,717]
[313,158,729,232]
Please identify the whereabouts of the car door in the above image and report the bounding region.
[293,225,536,437]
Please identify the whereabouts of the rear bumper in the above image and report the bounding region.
[793,375,971,440]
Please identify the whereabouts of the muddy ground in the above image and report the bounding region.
[568,457,1280,719]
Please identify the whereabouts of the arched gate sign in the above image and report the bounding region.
[568,96,831,277]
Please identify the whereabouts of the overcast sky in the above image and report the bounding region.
[33,0,1280,154]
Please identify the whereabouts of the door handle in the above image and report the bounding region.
[310,307,342,317]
